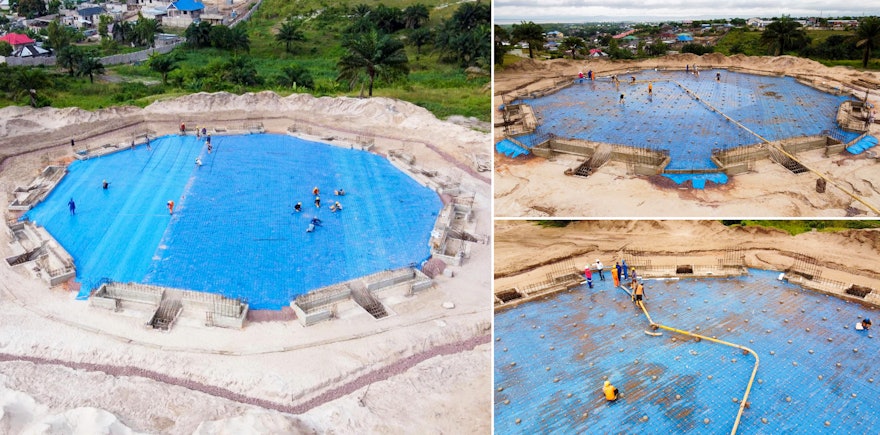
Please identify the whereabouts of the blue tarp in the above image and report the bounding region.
[496,139,530,158]
[25,134,441,309]
[513,70,853,186]
[663,173,729,189]
[495,269,880,433]
[846,135,878,154]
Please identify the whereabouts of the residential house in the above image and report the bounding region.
[545,30,563,42]
[163,0,204,28]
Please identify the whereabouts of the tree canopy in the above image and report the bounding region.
[760,16,809,55]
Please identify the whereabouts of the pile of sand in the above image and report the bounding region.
[495,220,880,291]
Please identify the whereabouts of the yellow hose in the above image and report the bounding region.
[621,285,759,435]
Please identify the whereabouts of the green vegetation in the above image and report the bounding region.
[534,220,572,228]
[0,0,490,122]
[722,220,880,236]
[714,17,880,70]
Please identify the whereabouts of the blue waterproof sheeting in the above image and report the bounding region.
[846,135,878,154]
[663,173,729,189]
[513,70,857,186]
[495,269,880,433]
[496,139,530,158]
[25,134,441,309]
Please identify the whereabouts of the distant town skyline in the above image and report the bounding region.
[494,1,880,24]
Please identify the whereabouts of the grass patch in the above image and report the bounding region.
[724,220,880,236]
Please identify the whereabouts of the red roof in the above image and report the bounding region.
[0,33,36,45]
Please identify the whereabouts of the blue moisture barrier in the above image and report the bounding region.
[495,269,880,433]
[518,70,853,186]
[25,134,441,309]
[846,135,878,154]
[496,139,530,157]
[662,173,729,189]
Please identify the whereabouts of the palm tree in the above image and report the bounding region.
[57,45,83,76]
[408,26,432,60]
[855,16,880,68]
[560,36,584,59]
[351,4,371,19]
[14,67,50,107]
[276,19,306,53]
[149,53,177,85]
[760,16,808,56]
[185,21,213,49]
[133,14,161,47]
[494,25,509,65]
[337,29,409,97]
[511,21,544,59]
[228,25,250,53]
[78,57,104,83]
[402,4,429,30]
[276,64,313,89]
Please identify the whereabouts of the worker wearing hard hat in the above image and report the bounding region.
[603,380,619,401]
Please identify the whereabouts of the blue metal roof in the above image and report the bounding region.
[170,0,204,12]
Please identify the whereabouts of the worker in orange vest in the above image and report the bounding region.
[167,200,174,215]
[603,380,619,401]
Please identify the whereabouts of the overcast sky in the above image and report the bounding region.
[494,0,880,24]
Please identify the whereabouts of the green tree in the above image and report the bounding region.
[351,3,371,19]
[14,67,51,107]
[98,15,113,38]
[276,64,313,89]
[337,29,409,97]
[0,41,11,57]
[275,19,305,53]
[560,36,584,59]
[647,41,668,56]
[78,56,104,83]
[17,0,46,19]
[494,25,509,65]
[402,4,429,30]
[133,14,161,47]
[511,21,544,58]
[185,21,213,49]
[112,20,134,44]
[46,19,73,50]
[434,1,489,65]
[408,26,432,60]
[760,15,808,55]
[57,45,83,76]
[46,0,59,14]
[681,42,714,55]
[855,16,880,68]
[149,53,177,85]
[223,56,260,86]
[227,25,250,53]
[371,5,403,34]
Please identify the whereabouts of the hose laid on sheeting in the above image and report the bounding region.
[616,283,759,435]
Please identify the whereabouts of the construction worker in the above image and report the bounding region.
[611,263,620,287]
[648,82,653,95]
[603,380,619,401]
[584,265,593,289]
[315,196,321,208]
[102,179,109,189]
[634,281,645,306]
[294,202,302,212]
[167,200,174,215]
[312,186,320,195]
